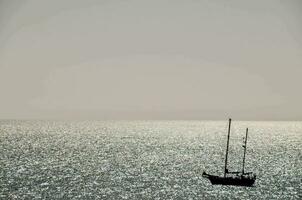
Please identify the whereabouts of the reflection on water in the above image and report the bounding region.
[0,120,301,199]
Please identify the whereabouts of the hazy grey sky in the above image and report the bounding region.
[0,0,301,120]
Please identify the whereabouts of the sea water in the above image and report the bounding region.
[0,120,301,199]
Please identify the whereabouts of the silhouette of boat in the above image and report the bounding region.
[203,118,256,187]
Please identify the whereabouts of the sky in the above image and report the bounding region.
[0,0,302,120]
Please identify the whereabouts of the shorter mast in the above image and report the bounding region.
[242,128,248,174]
[224,118,231,177]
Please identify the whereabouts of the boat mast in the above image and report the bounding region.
[242,128,248,174]
[224,118,231,177]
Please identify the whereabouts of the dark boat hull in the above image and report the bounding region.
[203,173,255,187]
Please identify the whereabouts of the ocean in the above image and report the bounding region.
[0,120,301,199]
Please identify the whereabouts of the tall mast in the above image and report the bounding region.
[242,128,248,174]
[224,118,231,177]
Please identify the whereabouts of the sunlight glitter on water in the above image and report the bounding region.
[0,120,301,199]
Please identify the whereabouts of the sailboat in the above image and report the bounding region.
[202,118,256,186]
